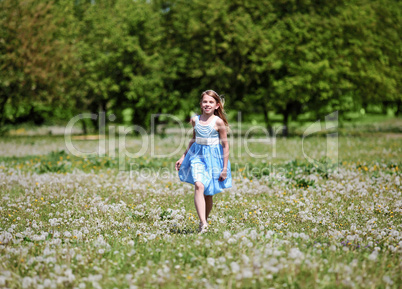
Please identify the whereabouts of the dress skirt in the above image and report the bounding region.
[178,142,232,196]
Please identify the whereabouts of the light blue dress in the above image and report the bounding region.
[178,115,232,196]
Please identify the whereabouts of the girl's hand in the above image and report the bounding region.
[219,168,227,181]
[175,156,184,171]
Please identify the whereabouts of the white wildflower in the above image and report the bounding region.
[242,268,253,278]
[368,251,378,261]
[231,262,240,273]
[223,231,231,239]
[207,257,215,266]
[383,275,393,285]
[289,248,304,259]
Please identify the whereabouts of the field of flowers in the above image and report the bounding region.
[0,135,401,288]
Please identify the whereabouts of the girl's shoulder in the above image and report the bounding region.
[214,115,224,124]
[214,115,230,132]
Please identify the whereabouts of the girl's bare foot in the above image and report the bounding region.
[199,223,209,234]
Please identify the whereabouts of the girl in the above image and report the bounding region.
[175,90,232,233]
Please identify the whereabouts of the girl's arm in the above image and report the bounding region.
[175,117,196,171]
[217,119,229,181]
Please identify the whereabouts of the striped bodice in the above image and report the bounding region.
[195,115,219,139]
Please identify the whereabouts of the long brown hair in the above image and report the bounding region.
[200,90,229,129]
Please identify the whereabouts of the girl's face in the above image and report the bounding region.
[200,95,219,114]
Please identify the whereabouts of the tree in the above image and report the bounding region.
[73,0,166,131]
[160,0,272,120]
[0,0,76,127]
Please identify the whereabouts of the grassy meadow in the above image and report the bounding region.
[0,128,401,288]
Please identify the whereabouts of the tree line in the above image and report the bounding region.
[0,0,401,134]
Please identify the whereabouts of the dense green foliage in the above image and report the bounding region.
[0,0,401,132]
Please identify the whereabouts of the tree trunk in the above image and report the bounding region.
[282,105,290,137]
[82,119,88,135]
[0,95,9,127]
[396,100,402,116]
[89,101,107,133]
[381,101,388,115]
[132,104,148,134]
[90,102,98,133]
[262,104,273,137]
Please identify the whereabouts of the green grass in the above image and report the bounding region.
[0,133,401,288]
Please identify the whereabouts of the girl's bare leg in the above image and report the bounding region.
[204,195,213,222]
[194,182,207,226]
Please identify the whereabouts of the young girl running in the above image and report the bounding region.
[175,90,232,233]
